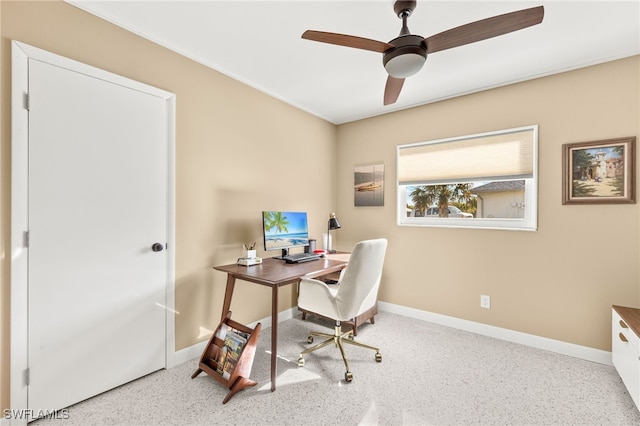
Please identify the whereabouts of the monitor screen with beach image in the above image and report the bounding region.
[262,211,310,257]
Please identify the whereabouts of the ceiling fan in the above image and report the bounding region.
[302,1,544,106]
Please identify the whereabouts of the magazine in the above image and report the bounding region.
[213,323,229,375]
[221,330,247,380]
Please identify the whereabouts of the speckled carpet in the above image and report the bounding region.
[32,312,640,425]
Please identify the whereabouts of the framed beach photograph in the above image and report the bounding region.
[354,163,384,207]
[562,137,636,205]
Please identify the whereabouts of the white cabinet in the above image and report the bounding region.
[612,305,640,410]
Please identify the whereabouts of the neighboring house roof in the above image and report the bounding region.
[471,180,525,193]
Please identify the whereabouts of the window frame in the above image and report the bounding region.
[396,125,538,231]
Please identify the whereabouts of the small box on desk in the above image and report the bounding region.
[237,257,262,266]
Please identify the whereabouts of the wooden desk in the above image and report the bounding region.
[213,256,348,391]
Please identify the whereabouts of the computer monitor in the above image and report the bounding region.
[262,211,310,258]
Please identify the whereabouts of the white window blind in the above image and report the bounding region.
[398,127,535,185]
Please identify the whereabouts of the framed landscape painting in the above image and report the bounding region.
[562,137,636,205]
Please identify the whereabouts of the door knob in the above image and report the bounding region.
[151,243,164,252]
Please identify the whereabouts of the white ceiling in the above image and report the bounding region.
[67,1,640,125]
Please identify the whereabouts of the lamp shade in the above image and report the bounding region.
[328,213,341,230]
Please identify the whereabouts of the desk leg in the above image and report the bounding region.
[270,285,278,392]
[221,274,236,322]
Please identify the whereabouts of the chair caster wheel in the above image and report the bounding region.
[345,371,353,382]
[307,335,314,344]
[375,352,382,362]
[298,357,305,367]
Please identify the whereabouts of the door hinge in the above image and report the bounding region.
[24,230,29,248]
[25,368,30,386]
[25,93,30,111]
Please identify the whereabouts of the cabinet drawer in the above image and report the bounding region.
[612,307,640,409]
[613,309,640,350]
[612,327,640,406]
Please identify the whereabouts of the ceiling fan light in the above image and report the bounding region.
[384,52,426,78]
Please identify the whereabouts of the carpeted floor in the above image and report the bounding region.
[33,312,640,425]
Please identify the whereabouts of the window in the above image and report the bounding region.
[397,125,538,231]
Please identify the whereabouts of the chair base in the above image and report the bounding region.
[297,322,381,382]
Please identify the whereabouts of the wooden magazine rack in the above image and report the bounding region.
[191,311,261,403]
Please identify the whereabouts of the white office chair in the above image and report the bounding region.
[297,238,388,382]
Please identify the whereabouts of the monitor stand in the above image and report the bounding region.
[272,248,290,259]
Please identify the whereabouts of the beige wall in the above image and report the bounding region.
[336,55,640,352]
[0,0,336,410]
[0,0,638,414]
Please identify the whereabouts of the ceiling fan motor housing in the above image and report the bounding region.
[383,35,427,78]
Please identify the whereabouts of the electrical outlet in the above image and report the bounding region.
[480,295,491,309]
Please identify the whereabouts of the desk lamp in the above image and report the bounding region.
[327,213,341,254]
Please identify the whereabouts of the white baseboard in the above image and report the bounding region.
[173,304,612,368]
[378,301,612,365]
[174,340,207,367]
[173,307,299,366]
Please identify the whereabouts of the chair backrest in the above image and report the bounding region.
[335,238,388,320]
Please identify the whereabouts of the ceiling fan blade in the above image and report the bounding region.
[424,5,544,54]
[384,76,405,105]
[302,30,394,53]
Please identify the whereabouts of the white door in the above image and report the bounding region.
[26,54,170,411]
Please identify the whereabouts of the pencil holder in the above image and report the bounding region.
[242,250,257,259]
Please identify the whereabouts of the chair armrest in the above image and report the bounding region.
[298,278,339,319]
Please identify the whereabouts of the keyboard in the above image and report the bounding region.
[283,252,321,264]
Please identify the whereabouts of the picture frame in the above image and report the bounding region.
[354,163,384,207]
[562,136,636,205]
